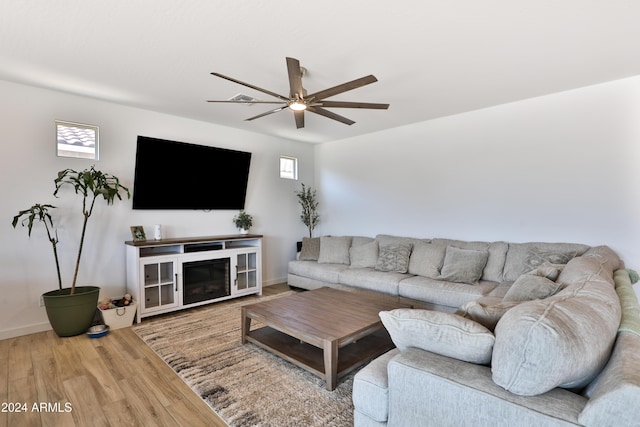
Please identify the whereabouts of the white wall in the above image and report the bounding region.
[0,80,314,339]
[315,76,640,278]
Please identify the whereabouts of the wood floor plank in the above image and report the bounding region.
[117,377,180,427]
[7,376,41,427]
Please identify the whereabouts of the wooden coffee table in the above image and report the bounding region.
[241,287,410,390]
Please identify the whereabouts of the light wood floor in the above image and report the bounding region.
[0,284,292,427]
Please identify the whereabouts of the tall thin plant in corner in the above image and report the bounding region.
[54,166,130,294]
[295,183,319,238]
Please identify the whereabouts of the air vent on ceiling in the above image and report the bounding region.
[228,93,258,105]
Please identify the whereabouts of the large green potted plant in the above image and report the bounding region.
[12,166,130,336]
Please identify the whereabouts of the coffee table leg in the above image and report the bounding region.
[323,339,338,391]
[241,307,251,344]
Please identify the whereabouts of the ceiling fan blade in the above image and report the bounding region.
[307,106,355,126]
[245,106,288,121]
[286,57,304,98]
[210,72,289,101]
[206,100,287,104]
[294,110,305,129]
[307,75,378,101]
[318,101,389,109]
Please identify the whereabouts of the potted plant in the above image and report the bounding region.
[233,210,253,234]
[295,183,319,238]
[12,166,130,336]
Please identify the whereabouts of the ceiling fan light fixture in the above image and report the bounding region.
[289,101,307,111]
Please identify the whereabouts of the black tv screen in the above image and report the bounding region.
[132,136,252,210]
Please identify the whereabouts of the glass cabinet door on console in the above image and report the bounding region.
[235,250,259,295]
[140,257,179,314]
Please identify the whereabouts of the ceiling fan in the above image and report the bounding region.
[207,57,389,129]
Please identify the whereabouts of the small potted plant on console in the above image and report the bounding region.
[233,210,253,234]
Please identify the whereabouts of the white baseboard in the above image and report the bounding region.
[1,278,289,340]
[0,322,51,340]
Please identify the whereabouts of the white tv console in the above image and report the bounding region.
[125,234,262,323]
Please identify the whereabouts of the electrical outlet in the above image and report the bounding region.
[39,295,44,307]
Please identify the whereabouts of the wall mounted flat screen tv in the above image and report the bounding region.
[132,136,252,210]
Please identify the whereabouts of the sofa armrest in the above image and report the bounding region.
[387,348,586,427]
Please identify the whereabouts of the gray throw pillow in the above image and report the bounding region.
[299,237,321,261]
[375,243,413,273]
[526,262,564,281]
[380,309,495,364]
[438,246,489,284]
[350,240,379,268]
[456,300,521,331]
[503,274,561,302]
[317,236,352,265]
[407,241,447,278]
[524,249,576,272]
[492,256,621,396]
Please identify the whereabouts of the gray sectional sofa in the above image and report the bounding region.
[287,235,640,426]
[288,234,591,311]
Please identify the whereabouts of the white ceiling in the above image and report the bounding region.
[1,1,639,144]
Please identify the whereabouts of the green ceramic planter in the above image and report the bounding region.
[42,286,100,337]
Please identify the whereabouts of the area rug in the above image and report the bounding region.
[133,293,356,427]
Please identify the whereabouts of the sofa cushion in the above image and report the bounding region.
[298,237,321,261]
[375,243,413,273]
[288,260,349,284]
[438,246,489,284]
[380,309,495,364]
[339,268,408,296]
[352,236,375,247]
[582,245,622,277]
[614,269,640,335]
[503,274,561,302]
[492,256,621,396]
[353,348,399,423]
[527,262,564,281]
[318,236,352,265]
[350,240,379,269]
[376,234,428,247]
[578,270,640,427]
[456,300,521,331]
[399,275,498,308]
[482,241,509,282]
[502,242,590,282]
[557,246,620,287]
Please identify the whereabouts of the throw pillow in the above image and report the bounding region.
[492,256,621,396]
[375,243,413,273]
[526,262,564,281]
[438,246,489,284]
[524,249,576,272]
[317,236,352,265]
[503,274,561,302]
[456,300,520,331]
[379,309,495,364]
[298,237,321,261]
[407,241,447,278]
[350,240,379,268]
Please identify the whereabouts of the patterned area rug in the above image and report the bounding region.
[133,293,356,426]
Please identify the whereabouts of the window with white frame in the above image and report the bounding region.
[280,156,298,180]
[56,120,99,160]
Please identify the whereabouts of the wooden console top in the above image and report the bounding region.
[125,233,263,247]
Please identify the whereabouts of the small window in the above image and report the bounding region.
[56,120,99,160]
[280,156,298,180]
